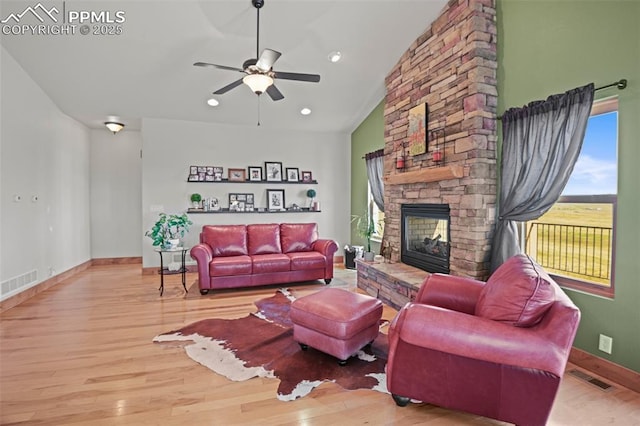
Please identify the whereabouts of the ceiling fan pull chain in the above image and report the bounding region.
[257,97,261,126]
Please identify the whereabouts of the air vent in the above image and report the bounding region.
[568,369,614,391]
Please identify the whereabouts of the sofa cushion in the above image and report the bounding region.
[251,253,291,274]
[280,223,318,254]
[202,225,248,257]
[209,256,252,277]
[247,224,282,255]
[288,252,326,271]
[475,254,556,327]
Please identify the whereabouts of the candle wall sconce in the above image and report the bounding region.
[430,127,446,166]
[396,152,405,169]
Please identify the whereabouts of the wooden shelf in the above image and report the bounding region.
[385,165,464,185]
[188,179,318,185]
[187,209,321,214]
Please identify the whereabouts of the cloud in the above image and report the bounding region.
[562,155,617,195]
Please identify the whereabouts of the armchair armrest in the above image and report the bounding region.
[416,273,484,315]
[390,303,568,377]
[190,243,213,290]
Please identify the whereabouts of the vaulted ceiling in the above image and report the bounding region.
[1,0,446,133]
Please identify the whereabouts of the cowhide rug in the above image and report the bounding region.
[153,288,390,401]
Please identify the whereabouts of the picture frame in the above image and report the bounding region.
[265,161,283,182]
[213,166,223,181]
[228,168,246,181]
[266,189,285,211]
[248,166,263,182]
[301,171,313,183]
[188,174,199,182]
[408,103,428,156]
[285,167,300,182]
[229,193,253,212]
[190,166,198,175]
[208,197,220,211]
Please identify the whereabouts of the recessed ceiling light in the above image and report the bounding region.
[300,108,312,115]
[328,51,342,63]
[207,98,219,107]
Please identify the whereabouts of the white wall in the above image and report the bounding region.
[141,118,351,267]
[1,47,91,299]
[90,129,142,259]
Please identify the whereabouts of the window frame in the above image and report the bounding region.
[523,97,618,298]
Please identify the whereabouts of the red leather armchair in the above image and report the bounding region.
[387,255,580,426]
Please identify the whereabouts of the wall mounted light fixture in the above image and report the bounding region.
[105,121,125,134]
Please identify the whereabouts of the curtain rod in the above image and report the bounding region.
[497,79,627,120]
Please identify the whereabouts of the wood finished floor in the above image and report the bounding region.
[1,264,639,425]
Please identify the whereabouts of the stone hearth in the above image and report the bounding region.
[381,0,498,281]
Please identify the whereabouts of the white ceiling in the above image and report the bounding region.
[0,0,446,133]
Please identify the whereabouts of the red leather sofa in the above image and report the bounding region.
[386,254,581,426]
[190,223,338,295]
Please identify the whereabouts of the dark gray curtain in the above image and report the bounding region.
[490,83,595,272]
[365,149,385,212]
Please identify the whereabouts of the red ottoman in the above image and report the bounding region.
[290,288,383,365]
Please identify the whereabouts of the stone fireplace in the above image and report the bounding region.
[381,0,498,281]
[401,204,450,274]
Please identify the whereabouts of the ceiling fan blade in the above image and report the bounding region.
[213,78,244,94]
[256,49,282,72]
[194,62,245,73]
[266,84,284,101]
[273,71,321,83]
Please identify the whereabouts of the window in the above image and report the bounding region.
[368,182,385,241]
[524,98,618,297]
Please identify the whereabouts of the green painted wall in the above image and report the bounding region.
[497,0,640,372]
[350,100,385,252]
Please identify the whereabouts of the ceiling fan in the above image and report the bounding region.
[194,0,321,101]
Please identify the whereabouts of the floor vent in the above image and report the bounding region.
[568,369,614,391]
[1,270,38,297]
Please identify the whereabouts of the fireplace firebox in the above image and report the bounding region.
[401,204,450,274]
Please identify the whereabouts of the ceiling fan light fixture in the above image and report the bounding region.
[243,73,273,95]
[300,108,312,115]
[328,51,342,63]
[207,98,220,107]
[104,121,124,134]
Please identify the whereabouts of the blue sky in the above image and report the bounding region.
[563,111,618,195]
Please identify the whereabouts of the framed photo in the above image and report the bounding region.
[213,166,223,181]
[188,174,199,182]
[229,193,253,212]
[248,166,263,182]
[301,171,313,182]
[228,168,246,181]
[285,167,299,182]
[408,103,428,156]
[245,204,254,212]
[267,189,285,211]
[190,166,198,175]
[205,174,215,182]
[265,161,283,182]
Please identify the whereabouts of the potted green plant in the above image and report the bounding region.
[190,193,202,209]
[145,212,193,249]
[351,204,379,261]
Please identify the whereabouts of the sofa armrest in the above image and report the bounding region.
[390,303,568,377]
[415,273,484,315]
[190,243,213,290]
[312,239,338,280]
[313,239,338,257]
